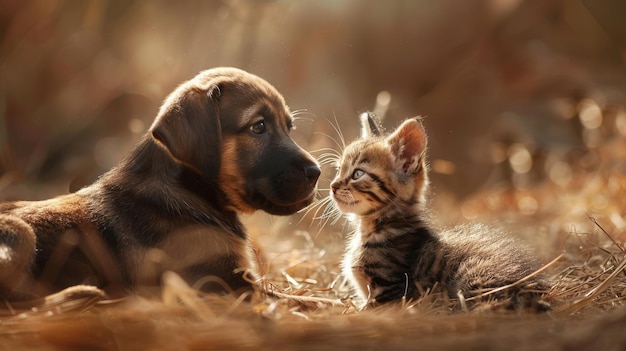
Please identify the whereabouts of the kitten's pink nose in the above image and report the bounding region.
[330,182,339,194]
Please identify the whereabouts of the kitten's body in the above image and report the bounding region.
[331,114,548,309]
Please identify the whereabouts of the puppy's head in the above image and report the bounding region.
[150,67,320,216]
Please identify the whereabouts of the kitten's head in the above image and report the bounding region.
[330,113,429,217]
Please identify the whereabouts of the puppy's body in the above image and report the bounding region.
[0,68,320,300]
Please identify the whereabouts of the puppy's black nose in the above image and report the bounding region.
[304,165,321,181]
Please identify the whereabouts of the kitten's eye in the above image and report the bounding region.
[352,169,365,180]
[250,120,266,134]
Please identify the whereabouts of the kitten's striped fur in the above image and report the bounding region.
[330,113,549,309]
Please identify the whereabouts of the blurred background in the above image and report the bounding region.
[1,0,625,211]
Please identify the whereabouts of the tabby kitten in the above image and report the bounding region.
[330,113,548,310]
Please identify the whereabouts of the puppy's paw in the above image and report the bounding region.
[44,285,107,304]
[0,215,36,294]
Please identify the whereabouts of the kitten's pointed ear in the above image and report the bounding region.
[386,118,427,174]
[359,112,382,138]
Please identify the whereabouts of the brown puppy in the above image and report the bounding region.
[0,67,320,301]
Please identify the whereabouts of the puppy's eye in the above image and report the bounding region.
[250,120,266,134]
[352,169,365,180]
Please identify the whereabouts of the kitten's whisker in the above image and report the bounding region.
[317,157,338,164]
[296,199,321,217]
[318,207,335,231]
[321,200,342,226]
[296,192,332,221]
[311,199,339,235]
[317,161,337,168]
[314,132,345,155]
[303,196,335,228]
[314,197,334,219]
[307,193,342,228]
[320,200,339,222]
[314,201,344,237]
[315,151,341,159]
[332,112,347,151]
[296,195,331,222]
[316,153,341,166]
[297,196,341,233]
[309,147,341,155]
[317,113,347,152]
[315,157,340,166]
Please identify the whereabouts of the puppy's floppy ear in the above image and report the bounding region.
[150,85,222,179]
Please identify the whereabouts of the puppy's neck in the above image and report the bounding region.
[96,135,244,237]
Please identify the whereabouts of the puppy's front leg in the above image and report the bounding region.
[135,225,257,297]
[0,215,36,299]
[182,254,254,295]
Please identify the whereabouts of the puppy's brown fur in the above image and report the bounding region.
[0,67,320,301]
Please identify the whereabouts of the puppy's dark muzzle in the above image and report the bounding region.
[249,156,320,216]
[276,161,320,198]
[304,164,321,184]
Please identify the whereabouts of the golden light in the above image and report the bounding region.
[548,160,572,187]
[128,118,145,134]
[508,143,532,174]
[517,195,538,216]
[490,142,508,164]
[578,98,603,130]
[615,108,626,137]
[431,159,456,175]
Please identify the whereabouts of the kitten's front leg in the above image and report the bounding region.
[346,264,373,304]
[370,273,418,304]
